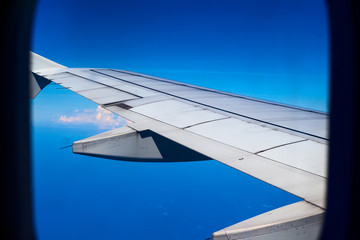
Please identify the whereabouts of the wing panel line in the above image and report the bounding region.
[182,116,231,129]
[254,139,308,154]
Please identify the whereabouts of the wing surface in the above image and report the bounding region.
[31,53,328,239]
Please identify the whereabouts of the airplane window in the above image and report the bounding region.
[31,0,328,239]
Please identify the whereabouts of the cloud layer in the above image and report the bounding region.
[58,106,127,129]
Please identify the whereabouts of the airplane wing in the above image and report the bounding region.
[30,52,327,240]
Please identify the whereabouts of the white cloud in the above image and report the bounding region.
[57,106,127,129]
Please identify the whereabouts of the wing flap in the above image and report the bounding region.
[258,140,328,177]
[185,117,305,153]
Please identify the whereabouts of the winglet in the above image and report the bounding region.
[30,52,66,74]
[29,52,66,99]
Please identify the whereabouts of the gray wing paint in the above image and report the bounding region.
[31,52,327,239]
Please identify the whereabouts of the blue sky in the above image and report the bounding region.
[33,0,329,111]
[31,0,329,239]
